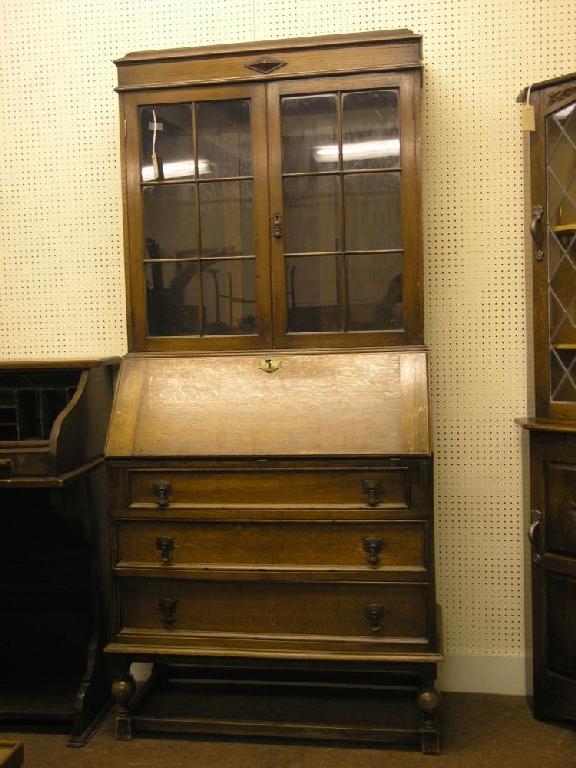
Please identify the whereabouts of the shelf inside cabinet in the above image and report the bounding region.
[551,224,576,233]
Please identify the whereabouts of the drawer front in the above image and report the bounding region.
[122,468,410,510]
[118,578,430,643]
[115,520,428,572]
[0,448,51,477]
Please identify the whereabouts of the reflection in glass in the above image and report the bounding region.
[346,253,403,330]
[342,90,400,170]
[145,262,201,336]
[196,100,252,178]
[143,185,197,259]
[344,173,401,251]
[284,176,341,253]
[200,181,254,258]
[140,105,194,181]
[281,94,338,173]
[202,259,256,335]
[286,255,340,332]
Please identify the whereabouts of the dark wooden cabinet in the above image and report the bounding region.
[0,359,118,745]
[108,31,440,753]
[518,72,576,722]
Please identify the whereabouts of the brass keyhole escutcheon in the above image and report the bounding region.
[259,359,282,374]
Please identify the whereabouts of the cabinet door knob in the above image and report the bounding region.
[272,212,283,239]
[364,603,385,633]
[362,537,384,566]
[156,536,175,564]
[158,597,178,625]
[362,479,382,507]
[528,509,543,563]
[153,481,172,507]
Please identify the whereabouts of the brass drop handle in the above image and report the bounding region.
[362,537,384,566]
[156,536,175,564]
[364,603,385,633]
[153,481,172,507]
[530,205,544,262]
[158,597,178,625]
[528,509,543,563]
[362,479,382,507]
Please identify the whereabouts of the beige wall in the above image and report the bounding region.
[1,0,575,690]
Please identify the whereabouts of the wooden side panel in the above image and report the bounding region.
[106,351,430,457]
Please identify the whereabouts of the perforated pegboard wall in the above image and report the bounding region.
[1,0,575,663]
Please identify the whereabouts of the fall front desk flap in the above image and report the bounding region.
[106,350,430,457]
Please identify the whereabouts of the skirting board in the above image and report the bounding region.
[438,655,530,696]
[134,657,530,697]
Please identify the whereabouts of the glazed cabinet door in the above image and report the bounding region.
[530,80,576,418]
[530,437,576,721]
[267,72,422,348]
[122,85,272,351]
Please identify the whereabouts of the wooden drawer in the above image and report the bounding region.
[118,467,411,511]
[117,578,430,645]
[0,446,51,477]
[115,520,428,572]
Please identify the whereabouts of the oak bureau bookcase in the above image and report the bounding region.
[106,30,442,752]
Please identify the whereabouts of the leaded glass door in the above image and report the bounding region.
[547,97,576,408]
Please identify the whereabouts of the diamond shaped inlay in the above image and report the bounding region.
[245,58,287,75]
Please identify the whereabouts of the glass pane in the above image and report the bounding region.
[342,90,400,170]
[284,176,341,253]
[547,102,576,228]
[551,348,576,403]
[145,262,201,336]
[143,185,197,260]
[281,94,338,173]
[344,172,401,251]
[550,254,576,316]
[286,255,340,332]
[202,259,256,335]
[346,253,403,330]
[199,181,254,258]
[196,100,252,178]
[140,104,194,181]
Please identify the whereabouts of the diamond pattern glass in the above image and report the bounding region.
[547,100,576,402]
